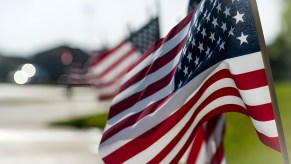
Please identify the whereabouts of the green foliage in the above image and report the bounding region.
[269,1,291,80]
[51,112,108,129]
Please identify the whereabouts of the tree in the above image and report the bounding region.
[269,0,291,80]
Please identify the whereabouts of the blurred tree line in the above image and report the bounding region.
[268,0,291,80]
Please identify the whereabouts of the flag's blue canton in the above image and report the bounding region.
[175,0,260,90]
[128,18,160,54]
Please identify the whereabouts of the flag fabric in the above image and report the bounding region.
[87,17,160,100]
[181,115,226,164]
[99,0,280,163]
[182,0,227,163]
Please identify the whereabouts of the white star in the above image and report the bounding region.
[197,23,201,32]
[187,52,193,62]
[237,32,248,45]
[212,17,218,28]
[178,62,182,70]
[178,80,183,87]
[205,47,210,56]
[228,26,235,37]
[233,11,244,24]
[201,28,207,38]
[206,13,211,23]
[224,7,231,18]
[203,10,208,19]
[221,22,227,32]
[182,46,187,54]
[207,51,213,59]
[183,66,188,76]
[198,42,204,53]
[188,31,192,38]
[216,37,221,46]
[216,3,222,13]
[191,38,196,48]
[209,32,216,43]
[219,41,225,51]
[188,71,192,77]
[194,56,200,66]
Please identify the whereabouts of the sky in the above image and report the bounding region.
[0,0,285,57]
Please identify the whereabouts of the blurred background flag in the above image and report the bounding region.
[87,17,160,100]
[187,0,201,13]
[98,0,283,163]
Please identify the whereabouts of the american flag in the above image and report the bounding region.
[99,0,280,163]
[87,17,160,100]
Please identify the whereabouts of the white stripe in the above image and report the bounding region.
[179,140,192,163]
[251,118,278,137]
[225,51,264,75]
[161,96,245,163]
[195,142,208,164]
[125,78,239,163]
[184,52,266,104]
[100,51,270,159]
[105,79,175,130]
[112,50,182,106]
[180,116,225,164]
[100,63,218,157]
[122,22,190,85]
[101,52,140,82]
[97,82,121,96]
[125,60,259,162]
[239,86,271,106]
[91,42,134,75]
[221,157,226,164]
[200,116,225,163]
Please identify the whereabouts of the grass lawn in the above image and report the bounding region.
[52,82,291,163]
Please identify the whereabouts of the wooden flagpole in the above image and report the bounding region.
[250,0,290,163]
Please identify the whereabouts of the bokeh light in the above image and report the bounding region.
[22,63,36,77]
[14,70,29,84]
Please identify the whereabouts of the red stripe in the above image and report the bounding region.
[126,11,193,72]
[210,142,225,164]
[105,69,232,142]
[103,87,241,163]
[98,93,118,100]
[101,96,170,143]
[149,88,241,163]
[98,47,137,78]
[204,116,220,140]
[101,71,175,141]
[170,105,247,163]
[109,67,176,118]
[246,103,275,121]
[256,131,281,152]
[118,38,185,94]
[186,127,205,164]
[90,41,127,66]
[233,69,268,90]
[102,68,274,162]
[186,115,225,164]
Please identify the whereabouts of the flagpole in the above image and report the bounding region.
[250,1,290,164]
[154,0,161,37]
